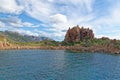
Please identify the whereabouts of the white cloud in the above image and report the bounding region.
[47,0,54,2]
[92,7,120,27]
[34,29,51,37]
[0,0,24,14]
[0,16,39,28]
[9,22,22,27]
[23,22,39,27]
[66,0,94,12]
[50,13,67,24]
[18,0,53,22]
[88,2,120,39]
[23,22,33,27]
[17,0,95,24]
[51,0,94,15]
[13,29,39,36]
[0,21,5,27]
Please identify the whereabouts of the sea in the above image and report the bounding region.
[0,50,120,80]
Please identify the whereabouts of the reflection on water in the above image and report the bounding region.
[0,50,120,80]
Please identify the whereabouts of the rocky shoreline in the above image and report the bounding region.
[0,45,120,54]
[66,46,120,54]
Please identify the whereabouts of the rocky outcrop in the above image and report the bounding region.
[0,38,11,48]
[0,33,12,48]
[64,25,94,42]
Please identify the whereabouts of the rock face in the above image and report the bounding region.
[64,25,94,42]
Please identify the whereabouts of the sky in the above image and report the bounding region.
[0,0,120,41]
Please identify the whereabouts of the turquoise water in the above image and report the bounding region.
[0,50,120,80]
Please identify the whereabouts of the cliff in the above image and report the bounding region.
[64,25,94,42]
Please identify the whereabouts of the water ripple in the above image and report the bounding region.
[0,50,120,80]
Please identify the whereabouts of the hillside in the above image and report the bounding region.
[0,31,50,42]
[0,30,58,46]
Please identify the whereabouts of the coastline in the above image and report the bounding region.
[0,45,67,50]
[66,46,120,54]
[0,26,120,54]
[0,45,120,54]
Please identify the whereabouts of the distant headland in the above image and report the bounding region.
[63,25,120,54]
[0,25,120,54]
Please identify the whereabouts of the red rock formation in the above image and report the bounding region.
[64,25,94,42]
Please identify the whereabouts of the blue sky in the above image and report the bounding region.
[0,0,120,41]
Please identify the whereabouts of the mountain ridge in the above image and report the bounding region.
[0,30,51,42]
